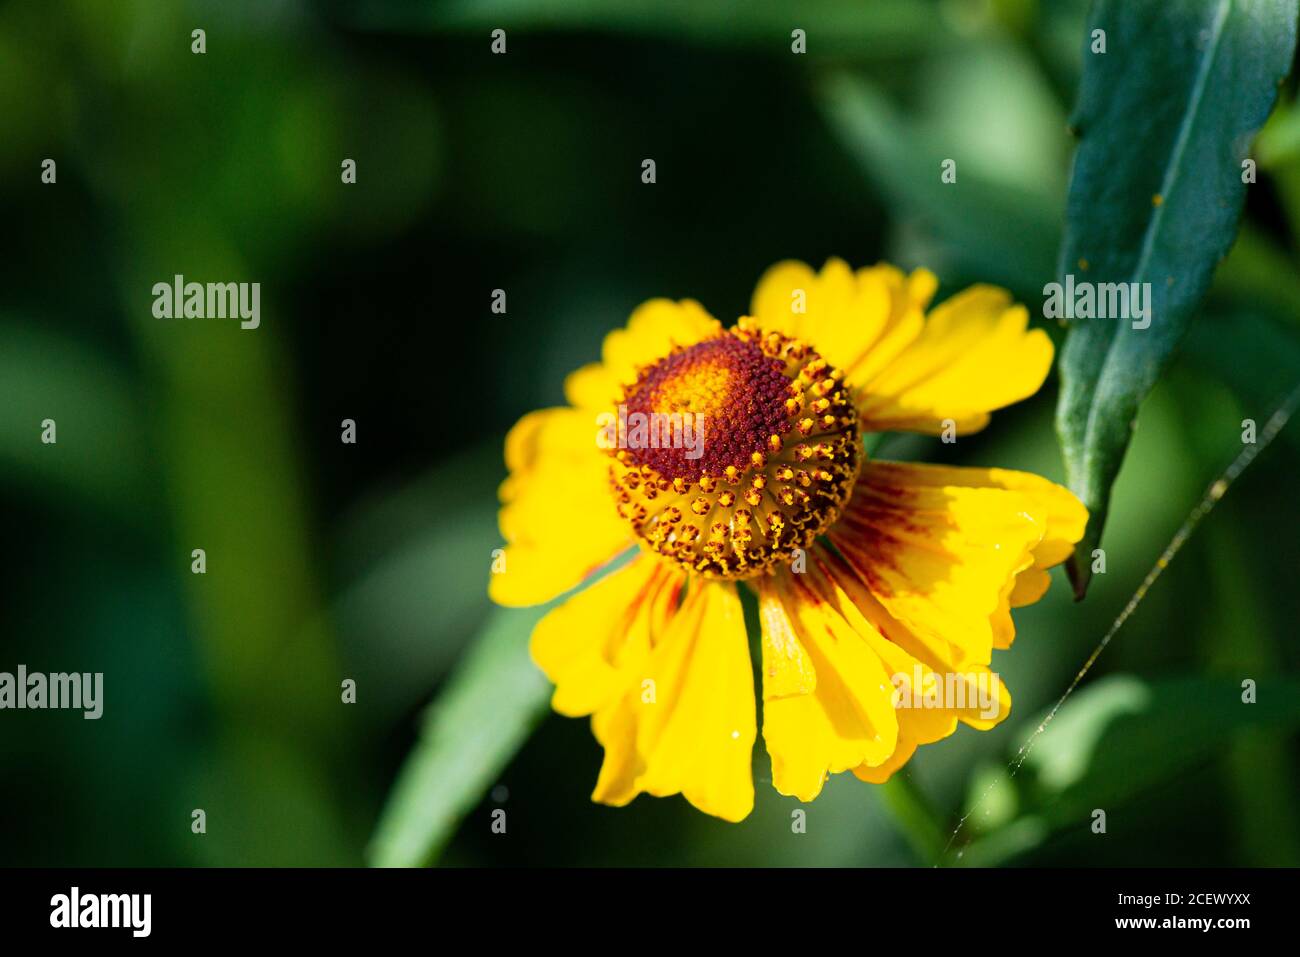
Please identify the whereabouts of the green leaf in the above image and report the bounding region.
[0,322,149,510]
[957,674,1300,865]
[1256,91,1300,168]
[1028,674,1300,807]
[367,604,553,867]
[1212,225,1300,327]
[819,71,1063,297]
[1183,310,1300,451]
[331,440,505,726]
[1054,0,1297,597]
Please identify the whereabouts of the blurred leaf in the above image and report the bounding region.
[1183,310,1300,453]
[818,73,1061,296]
[1030,674,1300,803]
[1054,0,1297,597]
[110,228,345,750]
[1212,226,1300,326]
[959,674,1300,864]
[353,0,956,54]
[181,735,355,866]
[1025,675,1151,793]
[961,762,1019,836]
[0,323,149,509]
[368,604,552,867]
[332,441,502,724]
[953,816,1049,867]
[912,40,1068,204]
[1199,518,1300,866]
[1257,92,1300,167]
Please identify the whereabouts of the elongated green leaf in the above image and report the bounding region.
[1055,0,1296,596]
[367,604,552,866]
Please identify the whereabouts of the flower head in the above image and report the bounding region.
[609,320,860,579]
[491,258,1086,822]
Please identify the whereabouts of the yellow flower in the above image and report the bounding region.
[490,258,1086,822]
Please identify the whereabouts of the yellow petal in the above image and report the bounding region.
[588,580,757,821]
[749,259,1047,435]
[958,466,1090,570]
[830,460,1049,669]
[851,461,1088,652]
[855,284,1054,435]
[563,362,619,412]
[587,570,688,809]
[748,258,920,378]
[490,407,631,607]
[590,699,641,807]
[759,573,898,802]
[749,259,820,337]
[852,736,919,784]
[630,581,757,822]
[1009,567,1051,606]
[758,580,817,698]
[530,556,684,717]
[810,546,1012,736]
[812,547,1008,728]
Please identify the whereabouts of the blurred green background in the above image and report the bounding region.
[2,0,1299,866]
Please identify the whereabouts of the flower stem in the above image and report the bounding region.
[876,773,947,864]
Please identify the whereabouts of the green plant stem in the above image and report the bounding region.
[876,773,947,864]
